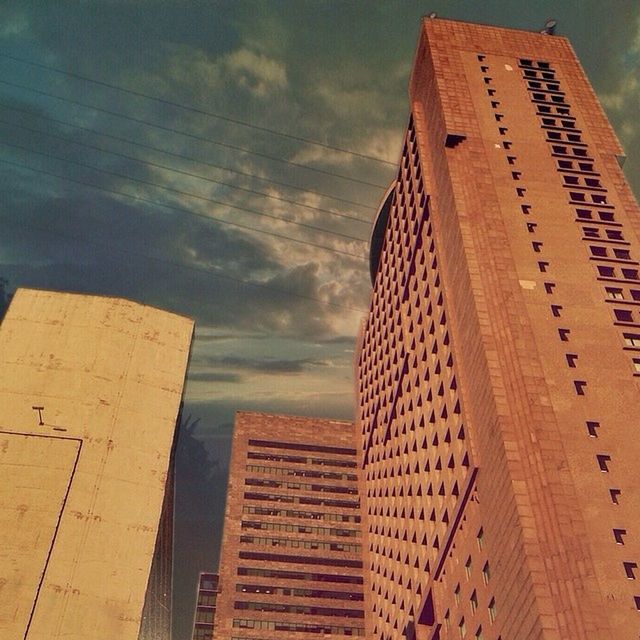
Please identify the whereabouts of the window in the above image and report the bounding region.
[475,626,483,639]
[565,353,578,367]
[623,269,640,281]
[586,421,600,437]
[470,590,478,612]
[624,333,640,347]
[558,328,570,341]
[596,454,611,472]
[583,227,600,238]
[574,380,587,395]
[488,598,497,622]
[482,562,490,585]
[610,488,622,504]
[633,358,640,373]
[613,529,627,545]
[477,528,484,550]
[459,617,466,638]
[614,309,633,322]
[454,583,461,604]
[597,265,615,278]
[590,246,608,257]
[465,556,472,578]
[606,288,624,300]
[624,562,638,580]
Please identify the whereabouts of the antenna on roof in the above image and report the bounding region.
[540,19,557,35]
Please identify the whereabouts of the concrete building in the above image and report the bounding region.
[0,288,193,640]
[214,412,366,639]
[191,572,220,640]
[358,17,640,640]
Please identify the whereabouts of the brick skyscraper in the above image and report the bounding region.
[214,412,365,639]
[358,17,640,640]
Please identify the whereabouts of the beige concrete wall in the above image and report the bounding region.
[0,288,193,640]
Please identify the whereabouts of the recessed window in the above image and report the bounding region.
[610,488,622,504]
[470,590,478,612]
[574,380,587,395]
[475,626,483,640]
[624,562,638,580]
[454,583,460,603]
[551,304,563,317]
[583,227,600,238]
[632,358,640,373]
[596,454,611,472]
[459,617,466,638]
[482,562,490,585]
[477,528,484,550]
[623,269,640,281]
[597,265,615,278]
[558,328,570,341]
[465,556,472,578]
[488,598,497,622]
[614,309,633,322]
[624,333,640,347]
[544,282,555,294]
[606,229,624,241]
[606,288,624,300]
[586,421,600,437]
[565,353,578,367]
[613,529,627,545]
[590,246,608,257]
[614,248,631,260]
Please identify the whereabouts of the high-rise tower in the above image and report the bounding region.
[358,17,640,640]
[214,412,366,639]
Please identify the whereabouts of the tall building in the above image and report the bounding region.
[191,572,220,640]
[214,411,366,639]
[358,17,640,640]
[0,288,193,640]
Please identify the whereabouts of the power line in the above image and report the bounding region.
[0,51,396,167]
[0,78,388,189]
[0,214,368,313]
[0,153,367,261]
[0,101,376,213]
[0,115,371,225]
[0,138,368,244]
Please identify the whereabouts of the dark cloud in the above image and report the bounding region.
[186,371,243,383]
[193,354,328,375]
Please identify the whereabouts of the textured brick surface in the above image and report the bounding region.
[214,412,365,639]
[358,17,640,640]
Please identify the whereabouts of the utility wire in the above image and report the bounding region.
[0,78,388,189]
[0,153,367,260]
[0,115,370,225]
[0,51,396,167]
[0,101,375,212]
[0,138,367,244]
[0,214,368,313]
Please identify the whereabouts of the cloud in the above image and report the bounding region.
[192,354,328,375]
[187,371,243,383]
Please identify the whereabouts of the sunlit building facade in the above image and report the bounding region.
[214,412,366,639]
[358,17,640,640]
[0,288,192,640]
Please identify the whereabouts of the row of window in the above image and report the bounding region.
[245,463,357,481]
[239,534,361,553]
[234,600,364,618]
[232,619,364,635]
[247,450,356,468]
[248,438,356,456]
[243,491,360,509]
[237,565,363,585]
[521,55,639,612]
[245,476,358,494]
[242,504,360,523]
[236,583,364,600]
[241,519,359,538]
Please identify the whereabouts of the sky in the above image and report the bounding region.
[0,1,638,638]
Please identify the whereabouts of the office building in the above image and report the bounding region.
[192,572,220,640]
[358,17,640,640]
[214,412,365,639]
[0,288,193,640]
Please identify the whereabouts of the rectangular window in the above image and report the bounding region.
[488,598,497,622]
